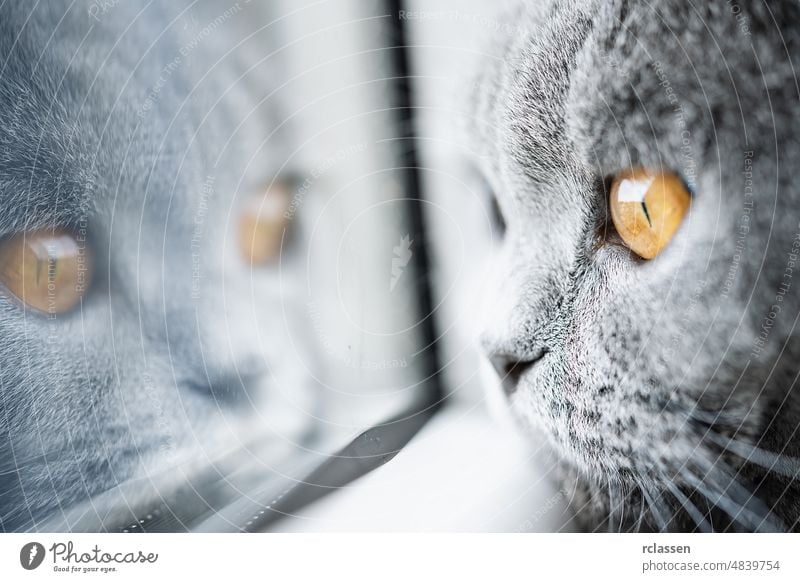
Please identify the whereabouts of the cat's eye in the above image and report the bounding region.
[239,182,292,265]
[609,168,691,259]
[0,229,92,314]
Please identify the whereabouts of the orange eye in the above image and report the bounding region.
[0,229,92,314]
[609,168,691,259]
[238,182,292,265]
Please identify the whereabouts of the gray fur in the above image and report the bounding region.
[0,1,304,531]
[472,0,800,531]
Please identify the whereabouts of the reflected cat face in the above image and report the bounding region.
[0,1,306,531]
[472,0,800,531]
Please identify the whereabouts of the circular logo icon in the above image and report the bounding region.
[19,542,45,570]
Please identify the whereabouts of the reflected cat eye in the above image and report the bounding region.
[0,229,92,314]
[609,168,691,259]
[238,182,293,265]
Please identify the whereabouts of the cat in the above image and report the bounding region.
[0,0,316,532]
[470,0,800,531]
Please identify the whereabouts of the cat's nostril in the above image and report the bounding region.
[490,350,548,396]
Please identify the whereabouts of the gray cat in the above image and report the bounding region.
[0,1,311,531]
[5,0,800,535]
[471,0,800,531]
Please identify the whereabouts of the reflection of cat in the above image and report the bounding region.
[471,1,800,531]
[0,1,305,531]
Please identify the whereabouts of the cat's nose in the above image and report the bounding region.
[489,350,548,396]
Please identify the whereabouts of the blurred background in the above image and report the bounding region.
[243,0,570,532]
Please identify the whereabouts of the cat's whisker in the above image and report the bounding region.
[679,463,781,532]
[614,479,626,532]
[692,454,784,531]
[686,405,743,429]
[591,479,610,534]
[633,494,647,533]
[589,480,610,534]
[704,431,800,479]
[662,477,712,533]
[605,477,620,533]
[617,486,641,534]
[603,477,631,533]
[564,474,580,516]
[681,471,752,531]
[637,479,669,532]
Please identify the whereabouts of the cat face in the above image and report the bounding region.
[0,1,309,531]
[472,0,800,530]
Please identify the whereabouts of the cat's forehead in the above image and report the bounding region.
[0,8,93,235]
[500,3,593,177]
[479,0,799,209]
[0,1,233,239]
